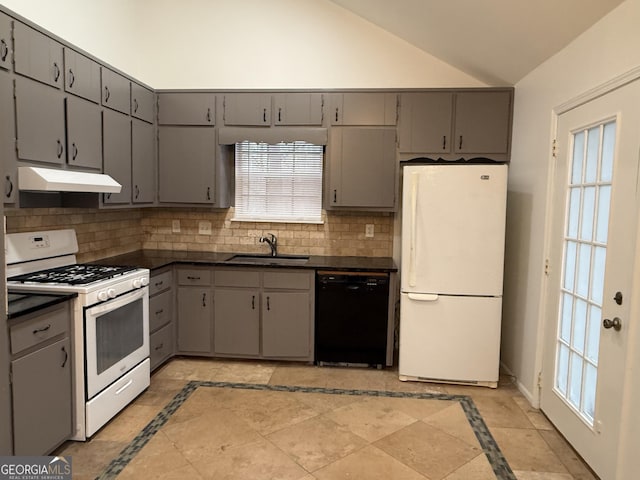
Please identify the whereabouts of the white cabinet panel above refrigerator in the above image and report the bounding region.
[401,164,508,296]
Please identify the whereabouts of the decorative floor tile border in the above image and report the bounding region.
[96,382,517,480]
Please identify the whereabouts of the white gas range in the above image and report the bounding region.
[6,229,150,440]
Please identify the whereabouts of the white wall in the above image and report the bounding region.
[1,0,484,89]
[503,0,640,403]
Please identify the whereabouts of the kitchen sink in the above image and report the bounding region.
[225,254,310,266]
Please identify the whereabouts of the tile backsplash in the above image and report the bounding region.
[5,207,394,261]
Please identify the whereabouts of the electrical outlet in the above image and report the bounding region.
[198,221,212,235]
[172,220,181,233]
[365,224,374,238]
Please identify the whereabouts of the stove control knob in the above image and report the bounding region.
[107,288,117,298]
[97,290,109,302]
[140,277,149,287]
[133,278,142,288]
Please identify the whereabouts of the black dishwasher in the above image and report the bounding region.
[315,271,389,367]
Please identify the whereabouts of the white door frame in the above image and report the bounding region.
[535,65,640,477]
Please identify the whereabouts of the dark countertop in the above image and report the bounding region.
[91,250,398,273]
[7,291,77,320]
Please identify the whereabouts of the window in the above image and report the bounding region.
[234,141,323,223]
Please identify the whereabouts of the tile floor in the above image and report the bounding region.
[54,358,598,480]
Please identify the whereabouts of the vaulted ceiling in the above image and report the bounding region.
[328,0,625,85]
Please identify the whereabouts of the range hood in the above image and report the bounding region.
[18,166,122,194]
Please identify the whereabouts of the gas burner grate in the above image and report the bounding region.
[8,264,138,285]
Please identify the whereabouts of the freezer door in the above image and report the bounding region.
[401,164,507,296]
[398,293,501,384]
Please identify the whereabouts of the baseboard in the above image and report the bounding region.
[500,361,538,408]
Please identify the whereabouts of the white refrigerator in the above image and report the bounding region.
[399,163,508,388]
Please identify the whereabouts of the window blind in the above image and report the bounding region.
[234,141,323,223]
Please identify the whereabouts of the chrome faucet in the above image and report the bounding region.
[259,233,278,256]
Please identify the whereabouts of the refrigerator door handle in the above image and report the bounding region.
[409,172,419,288]
[407,293,439,302]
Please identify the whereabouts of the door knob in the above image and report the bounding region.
[603,317,622,331]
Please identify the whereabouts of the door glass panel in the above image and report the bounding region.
[555,119,616,425]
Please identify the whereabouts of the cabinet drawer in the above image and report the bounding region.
[149,289,173,332]
[177,268,211,285]
[149,269,172,296]
[10,302,69,355]
[214,269,260,288]
[263,271,311,290]
[150,323,173,370]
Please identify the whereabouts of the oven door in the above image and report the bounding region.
[84,287,149,399]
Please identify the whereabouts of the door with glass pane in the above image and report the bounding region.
[542,80,640,479]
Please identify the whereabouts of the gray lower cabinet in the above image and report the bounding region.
[9,302,72,455]
[102,109,132,204]
[327,127,397,209]
[0,71,17,205]
[15,77,65,165]
[0,12,12,71]
[149,268,174,370]
[63,48,100,103]
[101,67,130,114]
[176,268,213,354]
[65,95,102,169]
[158,92,216,126]
[158,127,216,204]
[212,268,314,361]
[13,22,63,89]
[132,119,155,204]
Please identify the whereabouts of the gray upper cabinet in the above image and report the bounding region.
[398,92,453,154]
[101,67,130,114]
[223,93,271,126]
[131,119,155,204]
[131,82,154,123]
[453,91,512,155]
[102,110,131,204]
[398,89,513,160]
[158,127,216,204]
[15,77,65,165]
[65,96,102,169]
[13,22,63,89]
[1,72,16,204]
[0,12,12,71]
[158,92,216,126]
[329,92,397,126]
[273,93,323,126]
[63,48,100,103]
[328,127,396,209]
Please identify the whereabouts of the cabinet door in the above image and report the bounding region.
[214,288,260,356]
[262,291,311,358]
[132,119,155,203]
[13,22,63,89]
[102,109,131,204]
[101,67,130,114]
[329,92,397,126]
[328,127,396,208]
[150,323,173,371]
[158,127,215,204]
[0,12,11,71]
[177,287,212,353]
[273,93,323,125]
[454,91,512,155]
[398,92,453,153]
[66,96,102,169]
[15,77,65,165]
[158,92,216,126]
[64,48,100,103]
[131,83,154,123]
[150,289,173,332]
[224,93,271,126]
[12,337,72,455]
[0,72,16,204]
